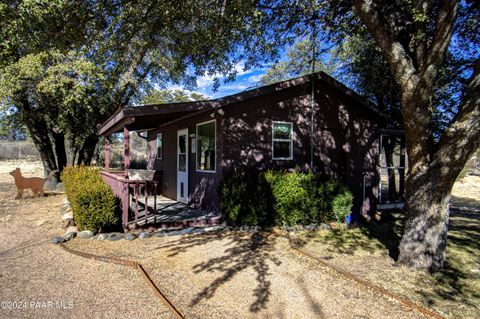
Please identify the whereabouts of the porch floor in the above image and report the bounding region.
[129,195,221,228]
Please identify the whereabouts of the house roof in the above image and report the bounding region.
[98,72,385,136]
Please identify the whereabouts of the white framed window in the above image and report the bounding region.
[156,133,163,160]
[272,121,293,160]
[196,119,216,172]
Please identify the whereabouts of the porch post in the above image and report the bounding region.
[105,136,110,172]
[124,126,130,178]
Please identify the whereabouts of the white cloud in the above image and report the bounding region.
[194,61,250,89]
[246,74,263,84]
[195,74,216,89]
[221,83,249,91]
[234,62,249,76]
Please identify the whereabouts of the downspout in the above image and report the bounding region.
[310,74,315,171]
[309,13,317,172]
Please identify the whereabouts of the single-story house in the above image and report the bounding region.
[98,72,405,229]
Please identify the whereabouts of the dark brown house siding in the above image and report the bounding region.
[146,76,383,216]
[147,111,224,212]
[222,77,382,215]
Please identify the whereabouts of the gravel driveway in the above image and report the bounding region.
[1,161,423,318]
[68,231,425,319]
[0,162,172,319]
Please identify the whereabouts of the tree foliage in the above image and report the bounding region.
[140,89,208,105]
[0,0,258,175]
[260,38,342,85]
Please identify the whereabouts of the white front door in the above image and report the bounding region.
[177,128,188,203]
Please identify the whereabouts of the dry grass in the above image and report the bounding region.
[295,174,480,319]
[0,141,40,161]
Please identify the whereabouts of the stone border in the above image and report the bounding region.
[53,198,337,244]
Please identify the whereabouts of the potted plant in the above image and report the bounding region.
[332,191,354,228]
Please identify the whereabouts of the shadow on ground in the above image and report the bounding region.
[295,195,480,317]
[292,214,402,260]
[416,195,480,312]
[0,239,49,260]
[154,231,282,313]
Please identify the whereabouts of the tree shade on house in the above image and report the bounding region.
[98,72,405,229]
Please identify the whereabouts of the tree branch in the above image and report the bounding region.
[426,0,458,67]
[352,0,416,88]
[412,0,428,70]
[431,58,480,189]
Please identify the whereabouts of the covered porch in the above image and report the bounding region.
[97,102,221,230]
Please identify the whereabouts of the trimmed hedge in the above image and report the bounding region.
[61,166,119,233]
[219,169,353,226]
[218,169,275,226]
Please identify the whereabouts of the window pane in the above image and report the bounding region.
[197,121,216,171]
[273,141,291,159]
[178,135,186,154]
[179,154,186,172]
[273,123,291,139]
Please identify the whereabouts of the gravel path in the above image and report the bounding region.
[68,231,424,319]
[0,163,172,319]
[0,161,424,318]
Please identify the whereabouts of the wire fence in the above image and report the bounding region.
[0,141,40,161]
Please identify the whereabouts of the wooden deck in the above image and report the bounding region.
[101,171,221,229]
[129,195,221,229]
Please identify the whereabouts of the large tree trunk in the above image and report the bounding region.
[77,134,99,165]
[352,0,480,270]
[52,130,67,172]
[65,134,78,167]
[397,63,480,270]
[20,107,59,181]
[398,169,451,270]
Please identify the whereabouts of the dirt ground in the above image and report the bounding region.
[0,161,172,318]
[294,174,480,319]
[1,161,477,319]
[0,160,425,318]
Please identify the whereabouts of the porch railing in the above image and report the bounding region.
[100,171,160,228]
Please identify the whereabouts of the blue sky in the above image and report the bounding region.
[168,63,268,99]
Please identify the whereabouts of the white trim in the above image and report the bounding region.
[272,121,294,160]
[177,128,188,203]
[196,119,216,173]
[156,132,163,160]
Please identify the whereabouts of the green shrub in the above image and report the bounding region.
[265,170,311,225]
[218,169,275,226]
[265,170,349,226]
[332,191,354,224]
[61,166,119,233]
[219,168,352,227]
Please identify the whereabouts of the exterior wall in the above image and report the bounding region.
[147,78,382,216]
[314,82,381,215]
[147,111,223,212]
[222,78,382,216]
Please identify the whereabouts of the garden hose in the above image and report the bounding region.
[58,243,184,319]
